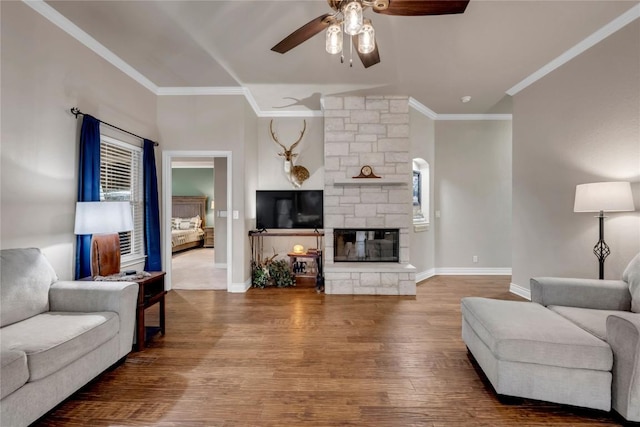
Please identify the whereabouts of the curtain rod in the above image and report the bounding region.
[70,107,159,147]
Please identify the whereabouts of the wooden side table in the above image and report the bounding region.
[81,272,166,351]
[133,271,166,351]
[288,251,324,292]
[204,226,214,248]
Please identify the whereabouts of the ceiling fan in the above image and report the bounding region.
[271,0,470,68]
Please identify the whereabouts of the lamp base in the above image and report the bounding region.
[593,211,610,280]
[91,233,121,277]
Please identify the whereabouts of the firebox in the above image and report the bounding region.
[333,228,400,262]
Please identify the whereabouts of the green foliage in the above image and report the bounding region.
[252,259,295,288]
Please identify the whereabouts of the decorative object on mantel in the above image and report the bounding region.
[353,165,380,179]
[269,120,310,188]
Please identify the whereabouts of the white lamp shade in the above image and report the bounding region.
[210,200,215,210]
[74,201,134,235]
[574,182,635,213]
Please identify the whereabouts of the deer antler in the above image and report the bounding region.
[288,120,306,152]
[269,120,306,154]
[269,120,287,152]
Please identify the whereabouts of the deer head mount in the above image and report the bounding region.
[269,120,310,188]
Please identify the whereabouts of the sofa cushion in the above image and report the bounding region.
[549,305,640,342]
[461,297,612,371]
[623,253,640,313]
[0,248,58,327]
[0,347,28,399]
[0,311,118,381]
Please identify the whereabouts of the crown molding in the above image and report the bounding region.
[437,114,512,121]
[408,97,438,120]
[507,3,640,96]
[23,0,159,94]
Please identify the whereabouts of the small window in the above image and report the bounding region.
[100,136,144,264]
[413,158,429,231]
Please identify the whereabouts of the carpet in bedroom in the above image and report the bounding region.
[171,248,227,290]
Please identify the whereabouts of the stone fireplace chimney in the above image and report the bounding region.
[323,95,416,295]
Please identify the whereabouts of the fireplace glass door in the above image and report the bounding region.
[333,229,399,262]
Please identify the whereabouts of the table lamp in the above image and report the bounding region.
[74,201,134,277]
[574,182,635,279]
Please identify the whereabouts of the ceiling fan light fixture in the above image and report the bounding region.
[343,0,364,36]
[326,23,343,54]
[357,19,375,54]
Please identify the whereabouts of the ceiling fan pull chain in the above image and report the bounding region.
[340,22,345,63]
[350,35,353,67]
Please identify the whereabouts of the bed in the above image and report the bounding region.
[171,196,208,253]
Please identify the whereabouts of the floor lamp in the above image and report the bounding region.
[574,182,635,279]
[74,201,134,277]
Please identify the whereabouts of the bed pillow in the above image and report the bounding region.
[189,215,202,229]
[178,219,191,230]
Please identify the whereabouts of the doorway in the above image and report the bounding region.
[162,151,233,292]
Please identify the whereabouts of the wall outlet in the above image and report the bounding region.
[473,255,478,263]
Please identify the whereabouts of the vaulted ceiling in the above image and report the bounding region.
[46,0,638,115]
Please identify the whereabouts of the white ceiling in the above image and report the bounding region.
[45,0,639,115]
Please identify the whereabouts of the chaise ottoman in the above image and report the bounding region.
[461,297,613,411]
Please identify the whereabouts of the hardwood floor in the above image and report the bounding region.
[35,276,625,426]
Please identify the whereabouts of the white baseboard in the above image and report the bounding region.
[228,279,251,293]
[415,269,436,283]
[509,282,531,300]
[215,263,227,269]
[435,267,512,275]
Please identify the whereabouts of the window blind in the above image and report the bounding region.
[100,136,144,261]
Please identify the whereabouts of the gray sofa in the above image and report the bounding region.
[0,248,138,427]
[462,252,640,422]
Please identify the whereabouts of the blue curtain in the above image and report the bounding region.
[75,115,101,279]
[143,139,162,271]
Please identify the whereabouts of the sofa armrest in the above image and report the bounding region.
[607,314,640,422]
[530,277,631,310]
[49,281,138,359]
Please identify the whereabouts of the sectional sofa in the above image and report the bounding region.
[0,248,138,426]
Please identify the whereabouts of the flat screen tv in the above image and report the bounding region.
[256,190,323,230]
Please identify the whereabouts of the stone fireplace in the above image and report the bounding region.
[323,95,416,295]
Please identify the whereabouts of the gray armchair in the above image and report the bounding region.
[531,252,640,421]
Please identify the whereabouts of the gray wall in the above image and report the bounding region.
[434,120,512,270]
[157,95,256,287]
[0,1,158,279]
[512,20,640,288]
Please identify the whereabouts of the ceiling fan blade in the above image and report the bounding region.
[376,0,470,16]
[352,37,381,68]
[271,14,333,54]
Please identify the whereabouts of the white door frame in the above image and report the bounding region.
[161,150,233,291]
